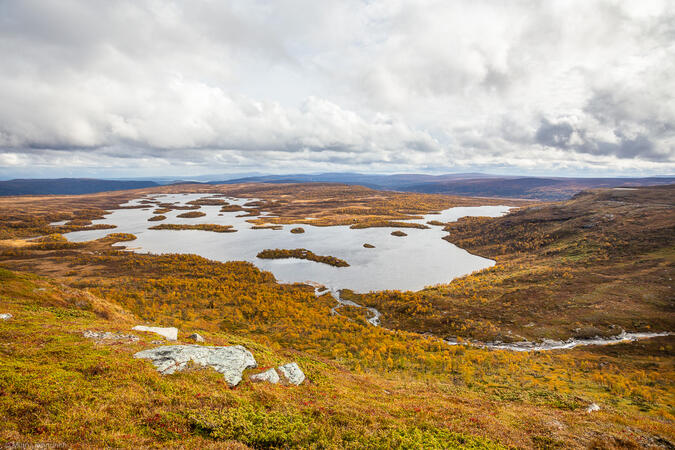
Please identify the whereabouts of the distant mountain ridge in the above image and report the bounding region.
[0,178,158,196]
[213,173,675,200]
[0,174,673,200]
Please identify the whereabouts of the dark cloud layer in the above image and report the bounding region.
[0,0,673,177]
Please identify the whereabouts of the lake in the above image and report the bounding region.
[62,193,512,293]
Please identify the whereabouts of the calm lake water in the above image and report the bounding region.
[63,193,512,293]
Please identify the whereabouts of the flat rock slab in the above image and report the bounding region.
[134,345,256,387]
[132,325,178,341]
[0,313,12,320]
[83,330,139,342]
[250,368,280,384]
[278,362,305,385]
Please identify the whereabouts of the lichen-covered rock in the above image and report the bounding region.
[188,333,204,342]
[132,325,178,341]
[250,368,280,384]
[134,345,256,386]
[278,362,305,385]
[0,313,12,320]
[83,330,139,342]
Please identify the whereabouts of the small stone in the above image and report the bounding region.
[0,313,12,320]
[83,330,139,342]
[189,333,204,342]
[250,368,280,384]
[278,362,305,385]
[586,403,600,413]
[134,345,256,387]
[132,325,178,341]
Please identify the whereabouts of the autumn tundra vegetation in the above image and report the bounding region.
[148,224,237,233]
[0,182,672,448]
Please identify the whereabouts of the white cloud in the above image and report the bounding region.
[0,0,673,176]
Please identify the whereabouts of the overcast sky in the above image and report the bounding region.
[1,0,674,178]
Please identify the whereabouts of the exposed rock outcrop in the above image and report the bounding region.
[134,345,256,386]
[132,325,178,341]
[278,362,305,385]
[249,368,280,384]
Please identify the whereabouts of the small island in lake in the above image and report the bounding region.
[148,224,236,233]
[257,248,349,267]
[391,230,407,237]
[176,211,207,218]
[290,227,305,234]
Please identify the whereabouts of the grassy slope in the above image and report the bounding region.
[357,186,675,342]
[1,268,509,449]
[0,251,673,448]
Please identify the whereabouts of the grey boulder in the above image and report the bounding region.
[250,368,280,384]
[249,363,306,385]
[134,345,256,387]
[278,362,305,385]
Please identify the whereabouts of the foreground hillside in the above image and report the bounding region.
[0,183,673,448]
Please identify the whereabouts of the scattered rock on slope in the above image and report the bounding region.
[586,403,601,413]
[0,313,12,320]
[250,368,280,384]
[249,362,306,385]
[134,345,256,387]
[188,333,204,342]
[83,330,139,342]
[278,362,305,385]
[132,325,178,341]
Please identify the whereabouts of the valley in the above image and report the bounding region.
[0,183,673,448]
